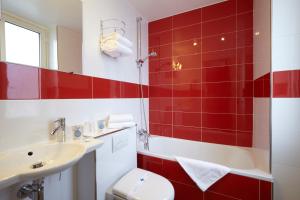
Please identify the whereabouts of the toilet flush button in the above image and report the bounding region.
[112,132,129,153]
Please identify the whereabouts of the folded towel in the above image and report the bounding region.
[107,122,136,129]
[101,40,133,58]
[108,114,134,123]
[176,156,230,191]
[102,32,133,48]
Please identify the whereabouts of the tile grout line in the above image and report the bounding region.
[149,29,254,49]
[149,10,253,35]
[171,15,174,138]
[201,8,203,142]
[235,0,238,146]
[149,47,254,63]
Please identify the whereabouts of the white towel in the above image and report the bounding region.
[108,114,134,123]
[102,32,133,48]
[176,156,230,191]
[107,122,136,129]
[83,131,96,137]
[101,40,133,58]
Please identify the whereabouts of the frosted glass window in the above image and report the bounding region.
[5,22,40,66]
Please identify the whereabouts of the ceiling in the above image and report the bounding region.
[2,0,82,30]
[128,0,226,21]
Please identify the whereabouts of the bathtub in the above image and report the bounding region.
[137,136,272,182]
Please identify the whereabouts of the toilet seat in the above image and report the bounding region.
[112,168,174,200]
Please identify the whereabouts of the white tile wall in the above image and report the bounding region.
[272,99,300,168]
[0,99,148,152]
[82,0,149,85]
[272,0,300,37]
[272,164,300,200]
[272,0,300,199]
[272,34,300,72]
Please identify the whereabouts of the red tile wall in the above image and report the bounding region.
[254,73,271,97]
[148,0,254,147]
[0,62,148,100]
[138,153,272,200]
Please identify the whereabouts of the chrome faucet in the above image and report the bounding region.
[137,129,150,150]
[50,118,66,142]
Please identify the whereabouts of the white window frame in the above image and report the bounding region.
[0,12,49,67]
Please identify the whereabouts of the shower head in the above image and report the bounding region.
[142,51,157,61]
[137,51,158,67]
[148,51,157,57]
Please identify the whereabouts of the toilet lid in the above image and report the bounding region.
[112,168,174,200]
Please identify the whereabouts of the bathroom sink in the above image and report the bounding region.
[0,140,101,189]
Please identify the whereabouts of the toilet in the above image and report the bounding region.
[106,168,174,200]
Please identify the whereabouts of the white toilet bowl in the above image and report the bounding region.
[106,168,174,200]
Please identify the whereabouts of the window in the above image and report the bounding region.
[5,22,40,66]
[0,12,48,67]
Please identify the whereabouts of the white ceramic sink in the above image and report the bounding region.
[0,140,103,190]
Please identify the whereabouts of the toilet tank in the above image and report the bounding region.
[95,127,137,200]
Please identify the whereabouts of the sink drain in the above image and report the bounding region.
[31,162,44,169]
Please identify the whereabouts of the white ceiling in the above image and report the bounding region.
[2,0,82,30]
[128,0,226,21]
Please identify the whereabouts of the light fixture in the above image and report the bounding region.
[221,37,225,41]
[192,39,198,46]
[255,31,260,36]
[172,60,183,71]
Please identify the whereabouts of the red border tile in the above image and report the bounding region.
[120,82,139,98]
[0,62,40,100]
[0,62,145,99]
[40,68,93,99]
[273,70,300,97]
[93,77,120,98]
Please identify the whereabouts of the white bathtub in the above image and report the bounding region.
[137,136,273,181]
